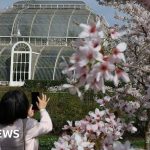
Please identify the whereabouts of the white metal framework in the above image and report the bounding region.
[13,1,86,9]
[32,46,45,79]
[52,47,64,80]
[9,41,32,86]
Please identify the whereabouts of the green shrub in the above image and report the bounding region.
[35,92,98,134]
[23,80,67,91]
[39,135,58,150]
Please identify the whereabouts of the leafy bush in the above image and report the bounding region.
[23,80,67,91]
[39,135,58,150]
[35,92,98,134]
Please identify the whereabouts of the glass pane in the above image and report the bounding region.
[31,24,49,36]
[0,25,12,36]
[0,55,11,67]
[13,72,17,81]
[13,63,17,71]
[34,68,53,80]
[25,73,28,79]
[0,13,16,24]
[19,25,31,36]
[19,11,36,25]
[20,72,25,81]
[26,53,29,62]
[17,62,21,71]
[49,15,70,37]
[37,57,56,68]
[22,54,26,63]
[17,71,20,81]
[0,67,9,81]
[25,62,29,72]
[21,62,25,71]
[68,10,89,37]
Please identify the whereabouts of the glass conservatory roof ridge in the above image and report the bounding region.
[13,0,86,7]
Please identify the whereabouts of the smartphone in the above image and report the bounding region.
[31,92,40,111]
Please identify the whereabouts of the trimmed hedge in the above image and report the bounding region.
[34,92,98,134]
[23,79,67,91]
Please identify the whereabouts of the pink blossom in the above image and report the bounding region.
[111,42,127,63]
[89,108,106,120]
[93,61,115,81]
[85,75,105,93]
[109,28,120,39]
[96,96,111,106]
[78,44,103,67]
[62,84,82,98]
[113,141,136,150]
[79,20,103,38]
[114,68,130,86]
[126,123,137,133]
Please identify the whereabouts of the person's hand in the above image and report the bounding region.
[28,104,35,118]
[36,93,49,110]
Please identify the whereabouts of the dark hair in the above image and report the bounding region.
[0,90,29,125]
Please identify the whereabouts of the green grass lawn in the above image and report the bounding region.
[39,134,58,150]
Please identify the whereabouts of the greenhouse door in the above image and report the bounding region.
[9,41,32,86]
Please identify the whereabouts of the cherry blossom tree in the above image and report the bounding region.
[97,0,150,10]
[52,19,142,149]
[97,0,150,92]
[52,0,150,149]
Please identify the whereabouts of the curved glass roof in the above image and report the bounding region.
[0,45,74,81]
[0,0,95,39]
[0,0,97,82]
[0,46,11,81]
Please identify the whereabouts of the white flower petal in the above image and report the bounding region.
[96,72,102,82]
[79,59,88,67]
[111,32,119,39]
[85,84,90,91]
[98,31,104,38]
[94,52,103,62]
[79,23,90,30]
[93,45,101,51]
[68,66,76,71]
[76,88,82,98]
[122,72,130,83]
[117,42,127,52]
[114,75,119,86]
[63,84,74,88]
[117,53,126,62]
[79,32,90,38]
[96,20,101,28]
[101,78,105,93]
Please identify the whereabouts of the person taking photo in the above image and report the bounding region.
[0,90,53,150]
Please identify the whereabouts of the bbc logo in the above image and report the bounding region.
[0,130,20,138]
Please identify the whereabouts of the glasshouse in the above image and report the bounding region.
[0,0,97,86]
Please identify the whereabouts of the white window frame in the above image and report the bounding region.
[9,41,32,86]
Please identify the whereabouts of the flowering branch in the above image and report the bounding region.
[62,20,130,98]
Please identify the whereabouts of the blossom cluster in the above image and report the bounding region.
[62,20,130,98]
[52,106,138,150]
[109,1,150,91]
[113,141,136,150]
[97,96,140,118]
[98,86,150,124]
[51,17,147,149]
[52,133,94,150]
[97,0,150,10]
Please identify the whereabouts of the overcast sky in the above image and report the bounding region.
[0,0,122,25]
